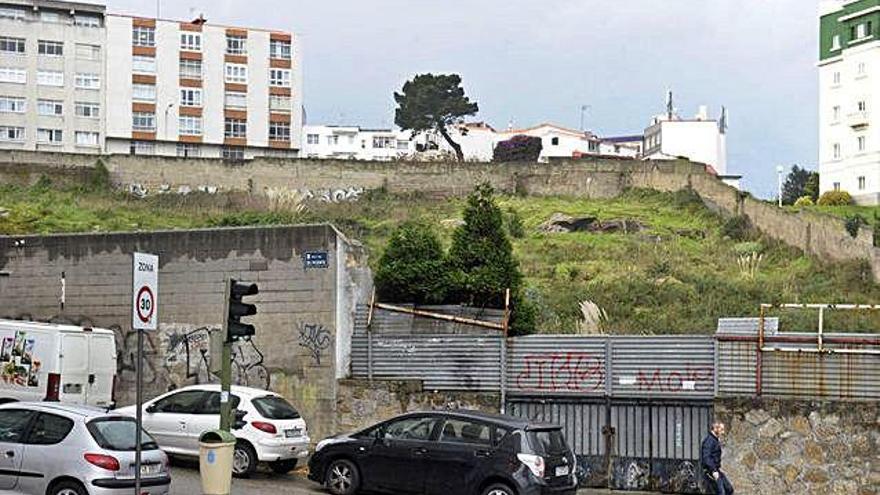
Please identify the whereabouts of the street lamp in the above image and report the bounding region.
[580,104,591,131]
[776,165,785,207]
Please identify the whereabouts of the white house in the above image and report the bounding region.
[818,0,880,204]
[302,125,414,160]
[642,104,728,175]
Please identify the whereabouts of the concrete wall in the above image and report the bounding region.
[335,379,500,435]
[0,224,368,442]
[715,398,879,495]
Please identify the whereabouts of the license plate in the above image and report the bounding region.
[555,465,570,477]
[285,428,302,438]
[140,463,162,477]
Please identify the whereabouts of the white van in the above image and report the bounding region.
[0,319,117,408]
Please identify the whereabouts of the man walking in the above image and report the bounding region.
[701,421,735,495]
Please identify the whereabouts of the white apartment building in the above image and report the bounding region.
[642,105,728,175]
[302,125,414,160]
[0,0,106,153]
[105,13,302,159]
[819,0,880,204]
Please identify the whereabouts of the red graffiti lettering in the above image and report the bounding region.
[634,366,714,393]
[515,353,604,392]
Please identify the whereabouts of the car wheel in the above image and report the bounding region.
[232,441,258,478]
[50,480,87,495]
[269,459,298,474]
[482,483,516,495]
[325,458,360,495]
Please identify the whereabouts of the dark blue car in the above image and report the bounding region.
[308,409,578,495]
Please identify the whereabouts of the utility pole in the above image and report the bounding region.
[219,278,232,431]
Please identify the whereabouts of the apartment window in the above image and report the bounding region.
[132,84,157,102]
[40,10,61,23]
[269,95,291,113]
[859,176,866,190]
[75,73,100,90]
[37,128,63,144]
[179,59,202,79]
[225,118,247,138]
[132,112,156,132]
[225,63,247,83]
[0,96,25,113]
[0,7,26,21]
[833,182,841,191]
[0,126,24,142]
[37,99,63,116]
[74,14,101,27]
[270,40,291,60]
[180,88,202,107]
[37,70,63,87]
[831,34,841,51]
[222,147,245,160]
[551,137,560,146]
[133,55,157,74]
[180,33,202,52]
[833,143,841,159]
[226,35,247,55]
[833,105,840,122]
[176,143,200,157]
[269,69,291,87]
[858,62,867,75]
[75,43,101,61]
[225,91,247,109]
[0,37,25,54]
[133,26,155,47]
[858,100,868,112]
[75,102,100,118]
[327,135,339,145]
[372,136,394,149]
[75,131,99,146]
[397,140,409,150]
[178,116,202,136]
[858,135,866,152]
[132,141,155,155]
[269,122,291,141]
[38,40,64,57]
[0,67,26,84]
[306,134,319,145]
[833,71,841,85]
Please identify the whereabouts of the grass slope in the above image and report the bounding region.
[2,179,879,334]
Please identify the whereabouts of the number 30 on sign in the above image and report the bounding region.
[132,252,159,331]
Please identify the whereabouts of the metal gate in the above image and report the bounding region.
[506,397,713,494]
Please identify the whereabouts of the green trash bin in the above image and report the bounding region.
[199,430,237,495]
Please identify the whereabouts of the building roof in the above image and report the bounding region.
[502,122,594,139]
[603,135,644,143]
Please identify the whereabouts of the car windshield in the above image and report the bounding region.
[87,417,159,451]
[527,428,568,455]
[252,395,301,420]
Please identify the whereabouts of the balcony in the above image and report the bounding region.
[848,111,870,129]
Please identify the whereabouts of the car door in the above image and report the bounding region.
[85,333,116,408]
[425,418,498,495]
[0,409,36,490]
[59,333,89,404]
[186,392,241,449]
[142,390,209,455]
[17,412,75,495]
[359,415,439,494]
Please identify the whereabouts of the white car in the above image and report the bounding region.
[115,384,309,477]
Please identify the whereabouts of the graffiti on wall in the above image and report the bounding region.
[298,322,331,365]
[515,352,605,392]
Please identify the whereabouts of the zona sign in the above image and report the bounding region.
[132,252,159,331]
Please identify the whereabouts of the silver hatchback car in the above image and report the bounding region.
[0,402,170,495]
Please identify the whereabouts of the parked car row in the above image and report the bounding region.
[1,381,578,495]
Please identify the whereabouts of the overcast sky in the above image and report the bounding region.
[104,0,819,197]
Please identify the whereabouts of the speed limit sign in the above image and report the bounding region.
[132,252,158,330]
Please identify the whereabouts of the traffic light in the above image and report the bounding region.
[227,279,258,342]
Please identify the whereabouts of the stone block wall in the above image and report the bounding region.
[335,379,500,435]
[0,225,368,442]
[715,398,879,495]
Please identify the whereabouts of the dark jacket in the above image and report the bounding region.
[701,433,722,473]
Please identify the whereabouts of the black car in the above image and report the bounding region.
[308,409,578,495]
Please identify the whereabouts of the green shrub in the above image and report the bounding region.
[86,159,112,191]
[374,222,448,305]
[505,208,526,239]
[844,215,865,238]
[793,196,814,207]
[721,215,752,241]
[733,241,763,256]
[817,190,853,206]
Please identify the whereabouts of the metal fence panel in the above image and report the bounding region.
[610,337,715,399]
[507,336,607,396]
[717,340,757,396]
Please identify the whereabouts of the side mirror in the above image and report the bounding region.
[145,404,157,414]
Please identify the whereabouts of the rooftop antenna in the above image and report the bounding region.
[719,106,729,133]
[507,118,514,131]
[666,90,674,120]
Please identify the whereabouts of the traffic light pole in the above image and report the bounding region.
[219,278,232,432]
